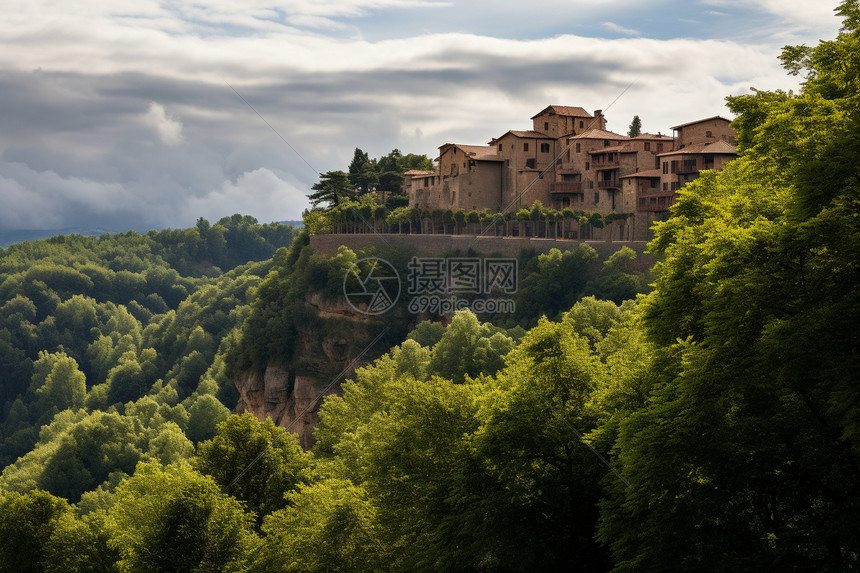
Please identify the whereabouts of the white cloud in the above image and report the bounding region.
[141,102,185,146]
[179,168,309,224]
[602,21,640,36]
[0,0,835,233]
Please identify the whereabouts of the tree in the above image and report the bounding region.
[627,115,641,137]
[44,510,120,573]
[428,310,515,383]
[308,171,355,210]
[253,479,388,573]
[600,5,860,568]
[30,351,86,414]
[109,462,257,572]
[469,317,613,571]
[194,413,312,524]
[0,490,70,573]
[347,148,378,194]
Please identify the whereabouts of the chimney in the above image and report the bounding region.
[593,109,602,117]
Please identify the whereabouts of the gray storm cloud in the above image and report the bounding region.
[0,0,829,233]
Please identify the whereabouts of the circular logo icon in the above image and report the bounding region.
[343,257,401,315]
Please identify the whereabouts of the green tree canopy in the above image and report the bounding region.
[308,171,356,210]
[109,462,258,572]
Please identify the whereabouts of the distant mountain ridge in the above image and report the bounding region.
[0,221,304,248]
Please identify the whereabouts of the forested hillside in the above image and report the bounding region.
[0,216,298,485]
[0,6,858,571]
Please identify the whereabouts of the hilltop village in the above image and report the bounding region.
[402,105,738,240]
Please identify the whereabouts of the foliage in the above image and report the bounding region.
[308,171,356,210]
[109,462,258,572]
[194,413,312,525]
[599,6,860,569]
[0,489,70,573]
[627,115,641,137]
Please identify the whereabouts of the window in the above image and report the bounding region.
[580,121,584,128]
[657,143,663,152]
[662,162,668,174]
[525,158,536,169]
[594,192,600,204]
[463,162,466,168]
[544,122,549,131]
[645,142,651,151]
[589,181,594,189]
[524,142,529,152]
[585,161,590,171]
[576,143,581,153]
[540,143,550,153]
[498,143,502,151]
[663,182,668,191]
[538,172,543,179]
[604,140,609,147]
[706,130,713,138]
[505,159,510,166]
[424,178,429,187]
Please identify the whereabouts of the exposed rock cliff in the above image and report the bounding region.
[233,293,392,449]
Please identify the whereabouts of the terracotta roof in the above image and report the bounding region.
[632,133,673,141]
[531,105,593,119]
[657,140,737,156]
[403,169,435,176]
[506,130,556,139]
[569,128,629,141]
[459,145,501,160]
[440,143,500,158]
[670,115,733,130]
[620,169,662,179]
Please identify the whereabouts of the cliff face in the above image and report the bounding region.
[233,293,377,450]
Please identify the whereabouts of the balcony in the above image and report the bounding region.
[673,164,699,174]
[597,179,620,189]
[592,159,620,168]
[638,195,676,212]
[550,181,582,194]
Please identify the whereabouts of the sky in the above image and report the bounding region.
[0,0,844,233]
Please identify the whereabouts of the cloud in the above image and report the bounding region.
[0,0,829,233]
[602,22,640,36]
[142,102,185,146]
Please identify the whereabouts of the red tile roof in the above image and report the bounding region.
[657,140,737,156]
[531,105,593,119]
[403,169,435,176]
[569,128,629,141]
[506,130,556,139]
[632,133,673,140]
[670,115,733,130]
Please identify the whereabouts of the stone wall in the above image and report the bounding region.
[310,233,656,264]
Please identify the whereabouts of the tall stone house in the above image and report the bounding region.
[404,106,737,240]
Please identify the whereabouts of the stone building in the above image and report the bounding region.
[404,106,737,240]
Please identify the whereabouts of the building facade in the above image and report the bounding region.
[404,107,737,240]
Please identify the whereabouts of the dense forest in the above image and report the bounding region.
[1,6,859,571]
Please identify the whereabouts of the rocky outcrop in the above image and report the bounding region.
[234,367,331,450]
[233,294,378,450]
